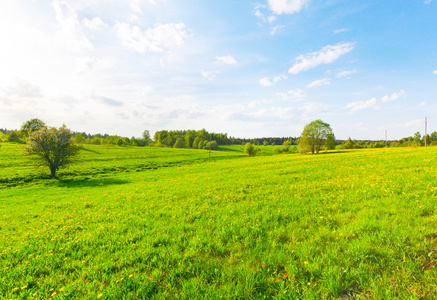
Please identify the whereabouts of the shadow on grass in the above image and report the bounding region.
[79,147,101,154]
[56,177,129,188]
[217,147,244,153]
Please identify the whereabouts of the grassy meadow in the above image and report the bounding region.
[1,143,436,299]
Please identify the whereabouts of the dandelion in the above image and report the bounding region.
[21,286,27,290]
[51,292,57,297]
[129,274,133,278]
[304,261,309,265]
[98,293,103,298]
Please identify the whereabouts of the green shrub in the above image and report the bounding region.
[282,141,291,152]
[273,147,282,154]
[244,142,257,156]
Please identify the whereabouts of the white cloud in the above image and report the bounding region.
[307,78,330,88]
[432,70,437,74]
[425,0,432,4]
[130,0,142,13]
[273,75,288,82]
[346,97,378,112]
[254,9,265,22]
[380,89,405,103]
[347,90,405,112]
[277,88,306,101]
[259,74,287,87]
[114,22,190,53]
[270,24,285,35]
[259,77,273,87]
[268,0,309,15]
[82,17,108,30]
[336,69,356,78]
[52,0,94,52]
[333,28,350,34]
[268,15,277,23]
[216,55,237,65]
[201,70,219,80]
[289,43,354,74]
[254,3,278,23]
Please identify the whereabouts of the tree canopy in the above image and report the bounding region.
[21,118,46,136]
[298,120,334,154]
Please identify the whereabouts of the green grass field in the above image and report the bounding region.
[1,143,436,299]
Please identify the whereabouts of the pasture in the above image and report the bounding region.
[0,143,436,299]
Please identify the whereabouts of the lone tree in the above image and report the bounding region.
[298,119,334,154]
[24,125,80,177]
[244,142,257,156]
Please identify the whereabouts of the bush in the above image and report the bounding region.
[282,141,291,152]
[7,131,22,143]
[91,138,101,145]
[210,140,218,150]
[244,143,257,157]
[273,147,282,154]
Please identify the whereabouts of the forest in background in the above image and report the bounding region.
[1,126,435,149]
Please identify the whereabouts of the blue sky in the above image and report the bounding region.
[0,0,436,140]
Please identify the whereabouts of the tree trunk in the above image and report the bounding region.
[50,167,56,177]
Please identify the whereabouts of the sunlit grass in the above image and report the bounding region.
[1,144,436,298]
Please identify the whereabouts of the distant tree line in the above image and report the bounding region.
[229,137,298,146]
[2,121,437,149]
[73,132,150,147]
[154,129,228,149]
[336,131,437,149]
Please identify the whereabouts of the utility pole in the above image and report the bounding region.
[385,129,387,148]
[425,117,428,147]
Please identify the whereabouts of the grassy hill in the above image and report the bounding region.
[0,144,436,299]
